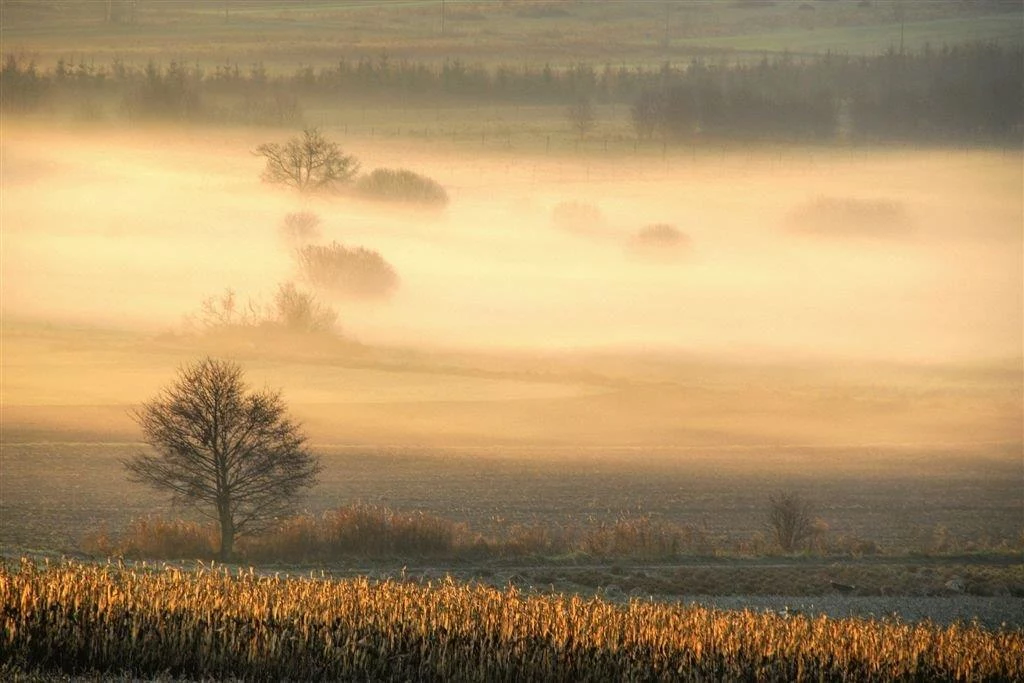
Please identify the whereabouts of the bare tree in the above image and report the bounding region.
[631,90,663,141]
[269,281,338,332]
[255,127,359,193]
[767,491,815,553]
[567,96,597,139]
[125,358,321,560]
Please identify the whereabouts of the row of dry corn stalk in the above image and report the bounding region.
[2,559,1021,681]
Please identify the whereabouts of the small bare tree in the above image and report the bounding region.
[270,281,338,332]
[567,95,597,139]
[125,358,321,560]
[255,128,359,193]
[767,491,815,553]
[279,211,323,245]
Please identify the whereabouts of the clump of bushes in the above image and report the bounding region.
[354,168,449,206]
[270,281,339,332]
[551,200,607,234]
[581,517,712,559]
[786,196,912,238]
[188,283,338,337]
[244,505,462,562]
[82,517,218,560]
[628,223,693,258]
[279,211,323,245]
[295,241,399,300]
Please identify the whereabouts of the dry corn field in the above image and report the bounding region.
[2,560,1022,682]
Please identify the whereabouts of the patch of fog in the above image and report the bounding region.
[2,127,1021,364]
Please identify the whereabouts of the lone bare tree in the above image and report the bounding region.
[767,491,815,553]
[255,127,359,193]
[125,358,321,560]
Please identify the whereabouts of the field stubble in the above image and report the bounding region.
[1,559,1021,681]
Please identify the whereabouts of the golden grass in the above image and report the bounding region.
[2,559,1021,681]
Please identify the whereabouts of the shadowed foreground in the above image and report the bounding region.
[2,560,1021,682]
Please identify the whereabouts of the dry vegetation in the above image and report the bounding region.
[295,241,400,300]
[2,560,1021,682]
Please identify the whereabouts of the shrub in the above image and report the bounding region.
[242,505,461,561]
[551,201,606,234]
[581,516,708,559]
[295,241,399,299]
[270,281,338,332]
[279,211,323,245]
[353,168,449,206]
[786,196,911,238]
[631,223,691,250]
[81,517,218,560]
[187,284,338,337]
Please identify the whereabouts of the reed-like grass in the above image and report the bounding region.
[2,559,1021,681]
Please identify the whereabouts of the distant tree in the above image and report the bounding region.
[255,128,359,193]
[567,95,597,139]
[631,90,663,141]
[767,491,815,553]
[125,358,321,561]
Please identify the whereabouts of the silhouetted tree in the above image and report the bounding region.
[631,89,663,141]
[125,358,321,561]
[767,491,815,553]
[255,127,359,193]
[566,95,597,139]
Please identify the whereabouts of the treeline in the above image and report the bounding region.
[2,43,1020,143]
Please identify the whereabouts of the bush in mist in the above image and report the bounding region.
[230,90,302,127]
[279,211,323,245]
[632,223,690,248]
[786,196,912,238]
[628,223,693,259]
[295,241,399,300]
[353,168,449,207]
[551,201,607,234]
[270,281,339,332]
[190,284,338,337]
[256,128,359,194]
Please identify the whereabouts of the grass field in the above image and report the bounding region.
[2,0,1021,70]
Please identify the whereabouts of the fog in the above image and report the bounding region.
[4,125,1020,367]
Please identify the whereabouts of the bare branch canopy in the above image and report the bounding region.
[125,358,321,560]
[254,127,359,193]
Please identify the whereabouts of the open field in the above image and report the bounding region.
[3,439,1023,558]
[2,0,1021,70]
[3,124,1021,567]
[2,5,1022,677]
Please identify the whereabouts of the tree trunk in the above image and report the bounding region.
[218,508,235,562]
